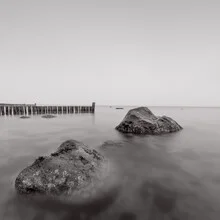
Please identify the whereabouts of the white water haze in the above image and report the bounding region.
[0,0,219,106]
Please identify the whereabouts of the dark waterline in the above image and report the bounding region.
[1,106,220,220]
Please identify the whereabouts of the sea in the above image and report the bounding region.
[1,106,220,220]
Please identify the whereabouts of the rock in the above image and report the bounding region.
[41,115,56,119]
[101,141,125,149]
[116,107,182,135]
[20,116,30,119]
[15,140,108,197]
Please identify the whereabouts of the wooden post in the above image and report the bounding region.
[92,102,95,113]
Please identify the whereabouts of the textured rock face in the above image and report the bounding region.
[116,107,182,135]
[15,140,107,196]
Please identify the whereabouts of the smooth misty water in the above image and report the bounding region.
[1,106,220,220]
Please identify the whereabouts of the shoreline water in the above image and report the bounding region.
[1,106,220,219]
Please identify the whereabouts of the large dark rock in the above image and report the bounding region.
[116,107,182,135]
[15,140,108,197]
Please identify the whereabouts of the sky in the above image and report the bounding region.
[0,0,219,106]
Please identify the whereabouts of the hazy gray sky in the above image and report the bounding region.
[0,0,219,106]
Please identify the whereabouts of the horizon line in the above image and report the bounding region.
[97,105,220,108]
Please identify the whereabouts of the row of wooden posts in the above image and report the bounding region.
[0,103,95,116]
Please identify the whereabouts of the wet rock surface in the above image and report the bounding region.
[15,140,108,197]
[20,116,30,119]
[116,107,182,135]
[100,141,125,149]
[41,115,56,119]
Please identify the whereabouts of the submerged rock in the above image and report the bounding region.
[116,107,182,135]
[20,116,30,119]
[15,140,108,197]
[41,114,56,119]
[100,141,125,149]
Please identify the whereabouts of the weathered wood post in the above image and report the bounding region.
[92,102,95,113]
[4,106,6,115]
[26,106,29,116]
[7,106,9,115]
[12,106,14,116]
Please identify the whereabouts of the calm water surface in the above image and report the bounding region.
[1,106,220,220]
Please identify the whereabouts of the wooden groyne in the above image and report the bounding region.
[0,102,95,116]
